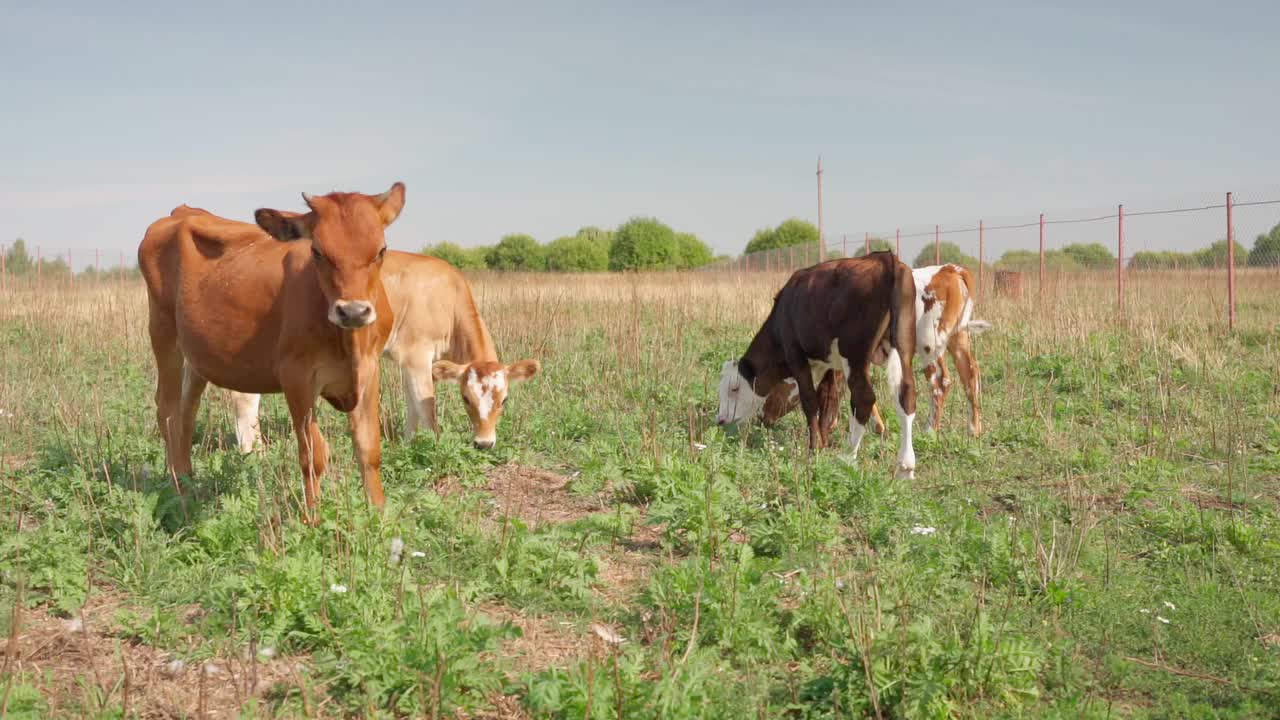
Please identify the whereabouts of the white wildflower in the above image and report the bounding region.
[910,526,937,536]
[1139,609,1150,614]
[411,551,426,559]
[1157,616,1170,625]
[258,646,276,659]
[329,583,348,594]
[1163,601,1176,611]
[693,442,708,451]
[758,503,768,510]
[389,537,405,565]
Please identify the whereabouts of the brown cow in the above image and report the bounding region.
[138,183,406,521]
[758,263,991,436]
[231,251,540,451]
[716,252,918,478]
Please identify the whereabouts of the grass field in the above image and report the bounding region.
[2,269,1279,719]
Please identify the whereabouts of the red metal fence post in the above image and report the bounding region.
[978,219,984,300]
[842,234,847,258]
[895,228,900,257]
[1227,191,1236,330]
[1117,204,1125,320]
[1038,213,1045,302]
[934,224,940,265]
[864,232,870,256]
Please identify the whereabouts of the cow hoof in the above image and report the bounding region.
[895,465,916,480]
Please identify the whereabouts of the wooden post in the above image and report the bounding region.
[896,228,901,257]
[934,224,940,264]
[1227,192,1236,330]
[1117,204,1125,319]
[978,219,984,300]
[864,232,871,256]
[842,234,847,258]
[816,156,825,262]
[1038,213,1046,302]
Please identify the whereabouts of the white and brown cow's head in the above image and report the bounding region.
[433,359,540,448]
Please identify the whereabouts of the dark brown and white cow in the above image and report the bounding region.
[758,263,991,437]
[716,252,918,478]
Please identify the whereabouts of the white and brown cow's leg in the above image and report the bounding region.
[923,359,952,433]
[948,331,982,436]
[230,391,263,453]
[886,348,916,479]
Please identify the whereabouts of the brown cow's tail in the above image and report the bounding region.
[887,259,916,416]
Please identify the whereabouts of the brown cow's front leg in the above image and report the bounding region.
[816,370,843,445]
[349,364,386,510]
[787,358,825,450]
[283,381,329,525]
[845,368,877,457]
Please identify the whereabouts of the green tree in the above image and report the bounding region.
[1248,222,1280,267]
[913,242,978,269]
[4,238,33,276]
[1061,242,1115,269]
[995,249,1081,272]
[744,218,819,255]
[486,234,545,271]
[1193,238,1248,268]
[574,226,614,252]
[423,241,487,270]
[675,232,714,269]
[609,217,678,271]
[1128,250,1192,270]
[855,237,894,257]
[545,234,609,272]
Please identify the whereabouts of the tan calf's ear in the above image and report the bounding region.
[432,360,467,382]
[255,208,312,241]
[506,359,541,382]
[375,182,406,226]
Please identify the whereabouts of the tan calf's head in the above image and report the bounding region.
[433,359,541,449]
[254,182,406,329]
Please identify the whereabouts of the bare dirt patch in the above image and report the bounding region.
[483,463,605,529]
[3,592,315,719]
[1179,484,1246,511]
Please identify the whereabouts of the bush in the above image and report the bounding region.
[855,237,894,257]
[1193,239,1248,268]
[422,242,487,270]
[1061,242,1114,269]
[486,234,544,271]
[744,218,819,254]
[1129,250,1192,270]
[609,217,678,271]
[675,232,714,269]
[913,241,978,269]
[545,235,608,272]
[996,249,1081,272]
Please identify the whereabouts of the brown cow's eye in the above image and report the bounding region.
[377,246,387,261]
[311,246,325,263]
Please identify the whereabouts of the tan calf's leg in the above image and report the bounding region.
[400,363,440,441]
[349,363,386,510]
[230,391,263,453]
[283,381,329,524]
[948,331,983,436]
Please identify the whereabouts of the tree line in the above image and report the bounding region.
[2,238,141,280]
[422,218,722,272]
[736,219,1280,271]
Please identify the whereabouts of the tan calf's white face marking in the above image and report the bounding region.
[434,358,540,449]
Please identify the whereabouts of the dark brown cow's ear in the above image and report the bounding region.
[255,209,311,242]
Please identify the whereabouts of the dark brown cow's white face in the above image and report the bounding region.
[716,359,766,426]
[433,359,540,448]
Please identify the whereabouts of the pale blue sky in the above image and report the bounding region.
[2,0,1278,267]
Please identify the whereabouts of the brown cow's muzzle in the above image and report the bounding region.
[329,300,376,329]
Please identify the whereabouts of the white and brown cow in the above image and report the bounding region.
[759,263,991,437]
[232,250,540,452]
[717,252,919,478]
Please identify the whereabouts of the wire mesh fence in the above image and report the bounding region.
[708,187,1280,330]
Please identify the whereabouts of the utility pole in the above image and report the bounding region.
[816,156,825,262]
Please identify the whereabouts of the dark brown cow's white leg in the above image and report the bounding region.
[844,367,877,457]
[887,348,916,479]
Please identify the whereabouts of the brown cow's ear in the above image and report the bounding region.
[432,360,467,382]
[506,359,541,382]
[255,209,311,242]
[375,182,406,226]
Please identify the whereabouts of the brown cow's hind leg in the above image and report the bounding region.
[148,306,188,478]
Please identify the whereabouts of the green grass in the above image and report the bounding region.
[1,272,1278,718]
